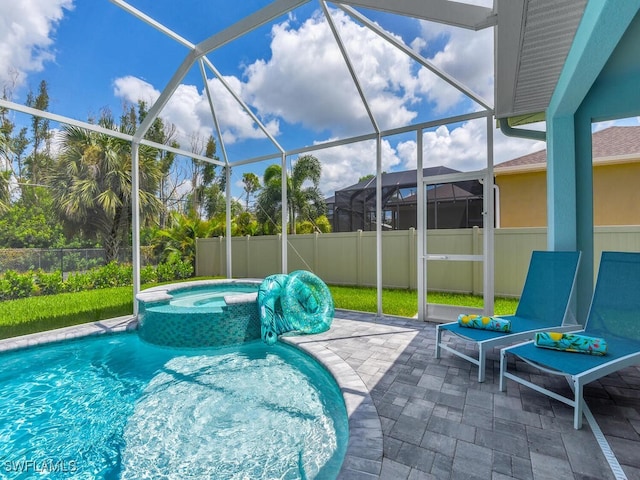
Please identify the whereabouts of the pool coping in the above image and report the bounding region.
[0,314,382,480]
[0,316,138,353]
[282,335,383,479]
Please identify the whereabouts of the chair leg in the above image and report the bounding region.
[499,349,507,392]
[574,379,583,429]
[435,325,442,359]
[478,344,485,383]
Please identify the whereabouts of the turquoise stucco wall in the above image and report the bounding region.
[546,1,640,319]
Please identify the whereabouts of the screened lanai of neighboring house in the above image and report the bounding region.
[1,0,640,322]
[329,166,483,232]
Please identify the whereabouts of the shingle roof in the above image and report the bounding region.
[495,126,640,170]
[337,166,459,192]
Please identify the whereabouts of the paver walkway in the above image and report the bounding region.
[289,310,640,480]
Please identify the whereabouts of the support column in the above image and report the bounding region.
[416,129,426,321]
[547,114,593,320]
[131,142,141,316]
[574,115,595,320]
[375,135,382,317]
[281,153,288,274]
[547,115,578,251]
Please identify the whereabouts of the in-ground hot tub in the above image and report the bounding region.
[136,279,262,348]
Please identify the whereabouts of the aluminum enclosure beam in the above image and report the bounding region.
[133,0,309,141]
[338,4,492,111]
[322,0,380,134]
[0,99,224,166]
[338,0,496,30]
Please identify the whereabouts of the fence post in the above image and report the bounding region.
[219,237,225,277]
[472,226,482,295]
[277,233,283,274]
[409,228,416,289]
[357,230,363,287]
[314,232,319,273]
[246,235,251,278]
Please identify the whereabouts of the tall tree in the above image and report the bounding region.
[256,154,326,234]
[187,134,223,219]
[49,111,163,262]
[242,172,260,210]
[1,87,28,188]
[24,80,52,186]
[133,101,179,228]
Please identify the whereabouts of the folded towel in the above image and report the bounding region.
[534,332,607,355]
[457,314,512,332]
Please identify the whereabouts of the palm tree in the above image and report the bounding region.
[152,211,214,269]
[49,114,163,263]
[242,172,260,210]
[256,154,326,234]
[0,170,10,214]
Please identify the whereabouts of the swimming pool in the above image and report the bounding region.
[0,333,348,479]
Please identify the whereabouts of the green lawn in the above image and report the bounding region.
[0,281,519,340]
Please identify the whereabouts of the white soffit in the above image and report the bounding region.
[495,0,587,119]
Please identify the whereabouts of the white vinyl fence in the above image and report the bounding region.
[196,226,640,297]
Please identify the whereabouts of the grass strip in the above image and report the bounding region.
[0,287,133,339]
[330,286,518,317]
[0,283,519,340]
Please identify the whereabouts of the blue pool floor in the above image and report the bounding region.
[1,311,639,479]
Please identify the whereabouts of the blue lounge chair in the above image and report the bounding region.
[435,251,581,382]
[500,251,640,429]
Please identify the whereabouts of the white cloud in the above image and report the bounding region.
[396,120,545,172]
[0,0,73,91]
[312,138,402,195]
[242,9,425,136]
[415,20,494,112]
[113,76,160,106]
[113,75,278,147]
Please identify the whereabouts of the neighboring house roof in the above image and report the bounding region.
[397,184,480,205]
[336,166,460,193]
[495,126,640,174]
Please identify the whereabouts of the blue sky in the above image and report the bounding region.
[0,0,551,201]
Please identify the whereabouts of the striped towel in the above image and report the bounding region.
[457,314,512,332]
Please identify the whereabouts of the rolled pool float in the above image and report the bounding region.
[258,274,290,345]
[258,270,334,344]
[281,270,334,335]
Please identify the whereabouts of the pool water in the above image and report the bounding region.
[0,334,348,479]
[168,285,258,308]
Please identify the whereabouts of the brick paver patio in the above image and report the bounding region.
[288,310,640,480]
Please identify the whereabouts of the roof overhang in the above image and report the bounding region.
[494,0,588,121]
[338,0,496,30]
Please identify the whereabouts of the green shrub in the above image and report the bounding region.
[0,259,192,301]
[0,278,9,301]
[64,271,94,292]
[0,270,35,300]
[174,259,194,279]
[140,264,157,284]
[156,257,193,282]
[90,262,121,288]
[35,270,64,295]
